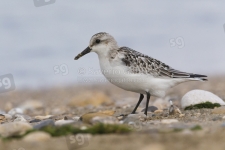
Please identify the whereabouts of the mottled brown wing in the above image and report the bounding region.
[119,47,207,80]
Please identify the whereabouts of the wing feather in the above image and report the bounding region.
[118,47,207,80]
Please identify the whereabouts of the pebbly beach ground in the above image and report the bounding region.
[0,76,225,150]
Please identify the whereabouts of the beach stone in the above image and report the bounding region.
[35,115,54,120]
[98,110,115,116]
[18,100,43,112]
[154,110,163,113]
[181,90,225,109]
[30,119,41,123]
[33,119,55,129]
[161,119,179,124]
[0,114,5,120]
[212,106,225,114]
[3,114,12,120]
[14,115,27,122]
[91,116,119,125]
[68,91,112,107]
[23,131,51,142]
[72,116,80,121]
[0,122,33,138]
[141,106,158,113]
[55,119,75,126]
[81,112,115,124]
[8,108,24,116]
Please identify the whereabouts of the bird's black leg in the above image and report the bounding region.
[131,94,144,114]
[144,92,151,116]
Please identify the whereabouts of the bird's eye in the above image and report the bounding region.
[95,39,100,44]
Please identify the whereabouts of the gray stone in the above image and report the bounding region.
[141,106,158,113]
[0,122,33,138]
[33,119,55,129]
[30,119,41,123]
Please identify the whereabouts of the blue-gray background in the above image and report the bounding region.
[1,1,225,89]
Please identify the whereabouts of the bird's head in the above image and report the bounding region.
[74,32,118,60]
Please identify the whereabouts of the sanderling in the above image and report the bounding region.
[75,32,207,116]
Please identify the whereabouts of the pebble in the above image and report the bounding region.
[179,114,185,117]
[91,116,119,125]
[80,112,114,124]
[8,108,24,116]
[30,119,41,123]
[0,114,5,120]
[72,116,80,121]
[154,110,163,113]
[23,131,51,142]
[181,90,225,109]
[35,115,54,120]
[141,106,158,113]
[0,122,33,138]
[55,119,75,126]
[33,119,55,129]
[3,114,12,120]
[161,119,179,124]
[212,106,225,114]
[14,115,27,122]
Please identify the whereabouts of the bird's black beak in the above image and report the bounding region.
[74,47,92,60]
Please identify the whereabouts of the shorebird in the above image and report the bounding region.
[75,32,207,115]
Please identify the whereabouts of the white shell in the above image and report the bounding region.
[181,90,225,108]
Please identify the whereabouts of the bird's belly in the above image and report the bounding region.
[99,58,182,97]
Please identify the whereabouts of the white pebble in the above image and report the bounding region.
[55,119,75,126]
[181,90,225,109]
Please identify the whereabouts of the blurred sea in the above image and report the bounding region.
[1,1,225,89]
